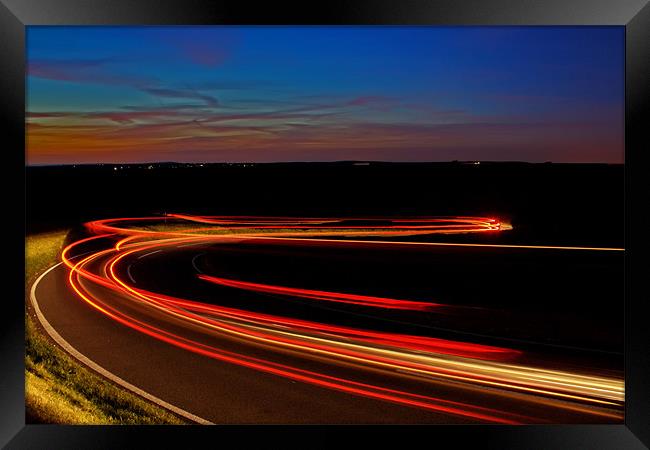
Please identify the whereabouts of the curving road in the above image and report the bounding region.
[29,215,625,424]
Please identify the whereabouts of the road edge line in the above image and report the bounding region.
[29,262,215,425]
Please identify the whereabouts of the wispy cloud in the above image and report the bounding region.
[345,95,398,111]
[28,58,221,108]
[140,87,219,108]
[28,58,155,87]
[28,109,187,125]
[27,109,623,164]
[185,80,281,91]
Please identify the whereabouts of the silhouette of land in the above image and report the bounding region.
[27,161,623,248]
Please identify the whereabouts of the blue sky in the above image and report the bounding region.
[26,26,624,164]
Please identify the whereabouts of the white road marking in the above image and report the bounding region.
[126,264,136,284]
[29,262,214,425]
[191,253,206,274]
[137,249,162,259]
[248,236,625,252]
[177,242,204,248]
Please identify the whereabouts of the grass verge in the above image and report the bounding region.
[25,230,187,424]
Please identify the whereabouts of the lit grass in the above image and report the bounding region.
[25,229,68,278]
[25,230,187,424]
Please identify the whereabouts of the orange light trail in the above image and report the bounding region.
[56,214,624,423]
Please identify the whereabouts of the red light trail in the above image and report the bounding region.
[197,274,441,311]
[53,214,623,424]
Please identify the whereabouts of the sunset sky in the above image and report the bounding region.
[26,26,624,165]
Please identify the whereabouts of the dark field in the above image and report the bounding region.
[27,161,623,248]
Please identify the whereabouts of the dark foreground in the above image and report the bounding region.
[26,162,624,423]
[27,161,623,248]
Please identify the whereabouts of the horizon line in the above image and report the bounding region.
[26,160,625,167]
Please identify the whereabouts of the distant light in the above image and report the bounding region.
[474,161,481,165]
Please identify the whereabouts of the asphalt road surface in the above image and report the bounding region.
[29,215,625,424]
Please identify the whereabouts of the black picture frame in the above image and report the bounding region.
[2,0,648,448]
